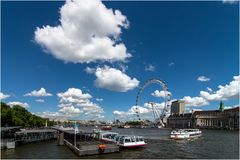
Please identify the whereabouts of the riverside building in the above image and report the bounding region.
[167,100,239,130]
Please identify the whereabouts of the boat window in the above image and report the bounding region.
[125,138,131,143]
[139,138,143,141]
[136,137,139,142]
[131,138,136,142]
[119,138,124,144]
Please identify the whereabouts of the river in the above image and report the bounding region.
[1,127,239,159]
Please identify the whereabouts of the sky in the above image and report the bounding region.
[1,0,239,121]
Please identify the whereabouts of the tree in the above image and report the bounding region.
[1,102,55,127]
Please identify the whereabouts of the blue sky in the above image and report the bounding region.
[1,0,239,121]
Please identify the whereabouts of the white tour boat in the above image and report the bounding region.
[170,129,202,140]
[115,135,146,148]
[93,130,119,143]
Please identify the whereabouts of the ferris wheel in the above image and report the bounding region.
[135,78,171,125]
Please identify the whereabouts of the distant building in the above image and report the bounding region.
[171,100,185,115]
[192,107,239,129]
[167,113,193,128]
[167,106,239,130]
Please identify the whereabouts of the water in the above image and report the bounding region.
[1,127,239,159]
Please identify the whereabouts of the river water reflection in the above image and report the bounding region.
[1,127,239,159]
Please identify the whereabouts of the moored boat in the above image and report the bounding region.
[101,125,112,130]
[97,131,119,143]
[115,135,146,148]
[118,125,131,129]
[101,126,112,130]
[170,129,202,140]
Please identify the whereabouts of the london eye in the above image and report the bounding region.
[135,78,171,127]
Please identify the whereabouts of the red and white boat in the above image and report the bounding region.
[115,135,146,148]
[101,125,112,130]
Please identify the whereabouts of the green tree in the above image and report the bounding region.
[1,102,56,128]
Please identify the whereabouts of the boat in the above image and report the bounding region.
[59,126,74,131]
[101,125,112,130]
[95,131,119,143]
[115,135,146,148]
[118,125,131,129]
[170,129,202,140]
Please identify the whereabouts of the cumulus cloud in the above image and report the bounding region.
[200,75,239,101]
[84,67,96,74]
[96,98,103,102]
[182,75,239,107]
[35,0,130,63]
[168,62,175,67]
[118,63,128,73]
[144,102,165,110]
[57,88,104,118]
[151,90,172,98]
[207,87,213,92]
[222,0,239,4]
[24,88,52,97]
[94,66,139,92]
[197,76,210,82]
[0,92,10,100]
[7,101,29,108]
[35,99,45,103]
[182,96,209,107]
[113,105,151,120]
[59,106,81,116]
[57,88,92,104]
[145,64,155,71]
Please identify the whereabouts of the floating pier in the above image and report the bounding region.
[52,127,119,156]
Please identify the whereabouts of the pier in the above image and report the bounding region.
[52,127,119,156]
[1,127,57,149]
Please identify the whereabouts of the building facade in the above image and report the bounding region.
[167,107,239,130]
[171,100,185,115]
[192,107,239,129]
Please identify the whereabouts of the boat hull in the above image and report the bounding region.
[119,143,146,148]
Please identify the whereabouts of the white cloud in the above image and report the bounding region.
[57,88,104,118]
[84,67,96,74]
[34,111,69,121]
[59,106,81,115]
[94,66,139,92]
[168,62,175,67]
[24,88,52,97]
[35,99,45,103]
[144,102,165,110]
[151,90,172,98]
[57,88,92,103]
[113,110,125,116]
[96,98,103,102]
[117,63,128,73]
[197,76,210,82]
[7,101,29,108]
[182,96,209,107]
[207,87,213,92]
[145,64,155,71]
[0,92,10,100]
[222,0,239,4]
[200,75,239,101]
[179,76,239,107]
[34,0,130,63]
[113,105,150,120]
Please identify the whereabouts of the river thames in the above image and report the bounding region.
[1,127,239,159]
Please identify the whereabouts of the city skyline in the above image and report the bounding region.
[1,0,239,121]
